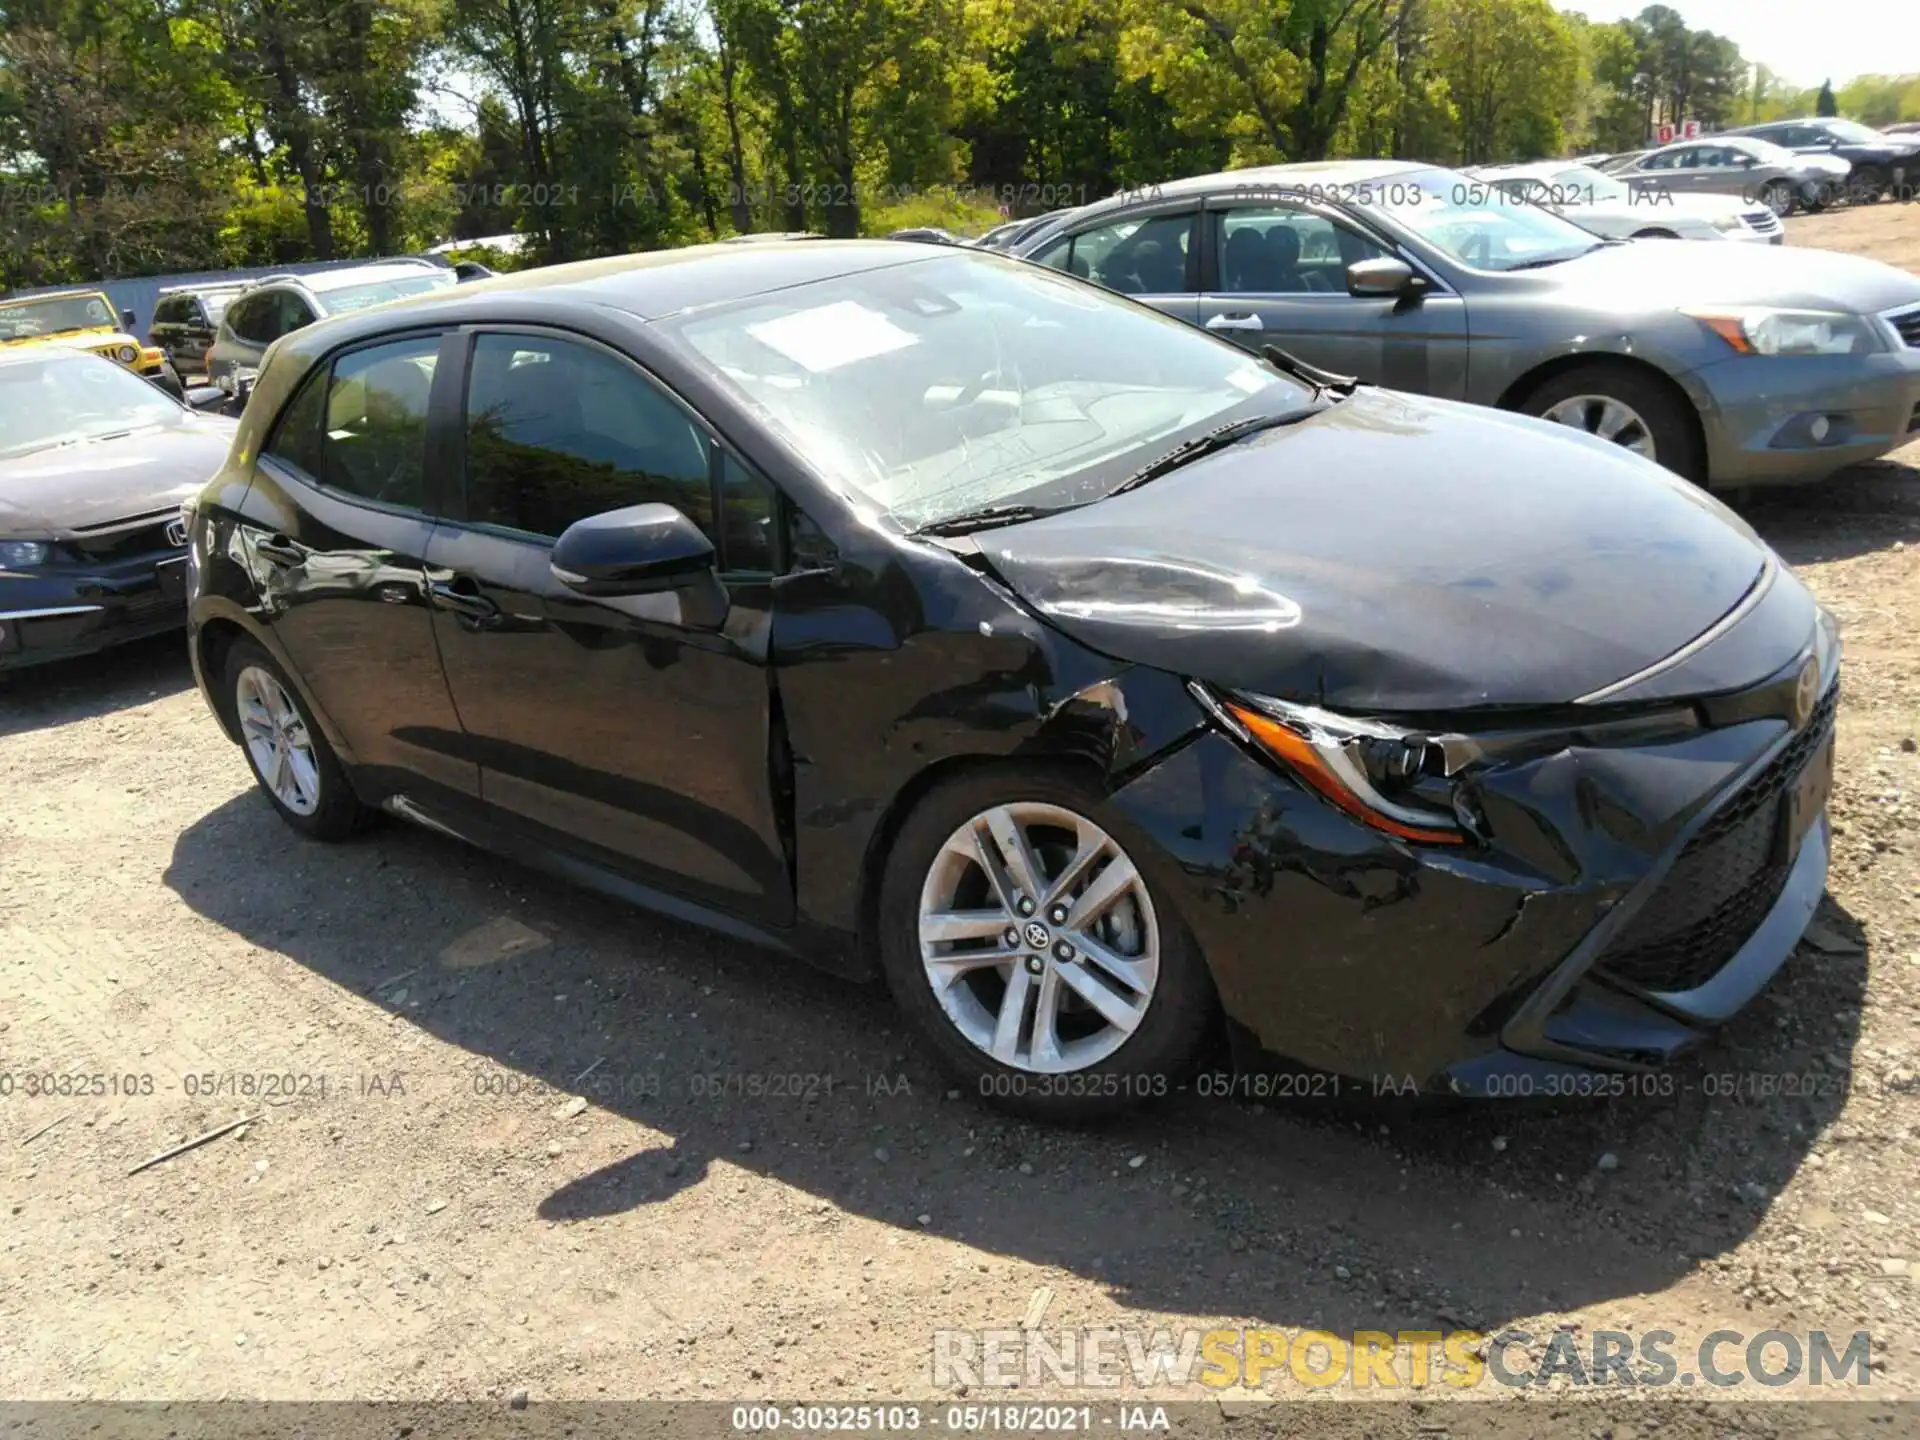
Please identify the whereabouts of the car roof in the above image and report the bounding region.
[305,239,942,328]
[299,261,448,293]
[159,282,245,296]
[1466,161,1592,179]
[1018,159,1434,239]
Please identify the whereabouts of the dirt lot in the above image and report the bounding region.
[2,208,1918,1425]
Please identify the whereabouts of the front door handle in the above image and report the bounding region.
[254,535,305,567]
[1205,313,1265,332]
[429,578,501,628]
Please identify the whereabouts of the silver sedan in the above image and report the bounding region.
[1010,160,1920,488]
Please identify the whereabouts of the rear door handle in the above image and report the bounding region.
[1205,313,1264,332]
[254,535,305,567]
[429,578,501,627]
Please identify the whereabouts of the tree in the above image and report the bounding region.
[1426,0,1578,164]
[1816,78,1836,116]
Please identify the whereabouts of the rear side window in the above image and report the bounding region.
[261,334,440,511]
[1036,213,1196,295]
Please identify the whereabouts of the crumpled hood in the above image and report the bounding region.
[0,416,236,537]
[1549,238,1920,315]
[975,389,1786,712]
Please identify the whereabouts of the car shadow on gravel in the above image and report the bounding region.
[1735,459,1920,567]
[166,791,1867,1338]
[0,632,194,738]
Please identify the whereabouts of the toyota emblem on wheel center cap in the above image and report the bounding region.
[1023,920,1052,951]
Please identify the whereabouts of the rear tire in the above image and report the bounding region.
[1523,362,1704,484]
[876,764,1215,1122]
[224,638,370,841]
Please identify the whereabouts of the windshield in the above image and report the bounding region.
[1741,138,1798,165]
[0,293,117,340]
[1365,169,1605,271]
[1824,120,1881,143]
[200,291,240,320]
[0,352,183,459]
[316,271,457,316]
[667,254,1304,529]
[1550,166,1631,204]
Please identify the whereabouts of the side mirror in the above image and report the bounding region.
[1347,256,1424,300]
[551,504,716,597]
[184,385,229,413]
[120,309,138,331]
[1738,154,1758,167]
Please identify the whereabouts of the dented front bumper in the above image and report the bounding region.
[1107,657,1838,1095]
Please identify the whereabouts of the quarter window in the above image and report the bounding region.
[461,333,714,543]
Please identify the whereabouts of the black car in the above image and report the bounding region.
[183,241,1837,1119]
[149,284,244,378]
[1724,117,1920,200]
[2,348,236,670]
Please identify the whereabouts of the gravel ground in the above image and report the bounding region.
[1,208,1917,1426]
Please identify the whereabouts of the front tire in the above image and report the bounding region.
[877,765,1214,1121]
[1524,362,1703,483]
[1762,180,1794,217]
[224,639,370,840]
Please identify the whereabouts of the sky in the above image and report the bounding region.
[1560,0,1920,90]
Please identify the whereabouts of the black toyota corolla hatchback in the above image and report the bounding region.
[184,241,1837,1119]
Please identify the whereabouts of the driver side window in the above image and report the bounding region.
[1215,207,1387,295]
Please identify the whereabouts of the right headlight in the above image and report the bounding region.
[1213,690,1468,845]
[1684,306,1881,357]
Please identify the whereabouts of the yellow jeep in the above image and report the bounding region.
[0,289,182,395]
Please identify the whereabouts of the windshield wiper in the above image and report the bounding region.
[1260,344,1358,398]
[914,502,1060,538]
[1104,405,1326,499]
[1504,242,1611,271]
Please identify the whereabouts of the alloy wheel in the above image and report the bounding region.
[1540,394,1658,460]
[236,665,321,816]
[917,802,1159,1073]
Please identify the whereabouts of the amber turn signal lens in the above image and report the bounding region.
[1224,702,1464,845]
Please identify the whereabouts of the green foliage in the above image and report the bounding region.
[0,0,1905,291]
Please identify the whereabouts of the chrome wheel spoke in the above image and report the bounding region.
[1029,967,1065,1068]
[990,963,1035,1063]
[1071,930,1155,999]
[1064,852,1138,931]
[919,908,1013,945]
[235,666,321,817]
[1042,822,1109,907]
[927,949,1018,985]
[981,806,1045,905]
[1055,957,1147,1034]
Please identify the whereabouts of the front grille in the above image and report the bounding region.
[1596,682,1837,993]
[116,587,178,623]
[1741,209,1781,233]
[1890,306,1920,349]
[66,513,179,564]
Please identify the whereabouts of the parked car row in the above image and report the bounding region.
[1003,159,1920,490]
[1599,116,1919,214]
[0,288,184,396]
[6,148,1910,1120]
